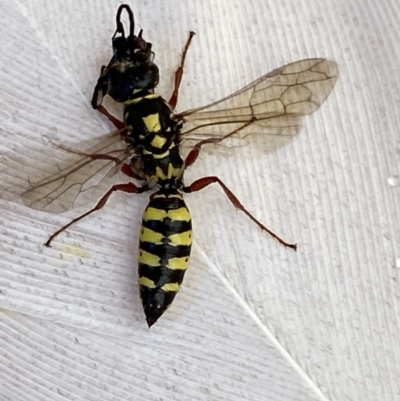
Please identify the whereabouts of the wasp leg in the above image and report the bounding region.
[92,64,126,129]
[120,163,144,180]
[96,105,125,130]
[183,176,297,250]
[45,183,149,247]
[184,118,256,167]
[168,31,196,109]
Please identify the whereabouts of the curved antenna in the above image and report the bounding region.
[115,4,135,39]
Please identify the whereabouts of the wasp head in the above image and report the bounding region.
[91,5,159,108]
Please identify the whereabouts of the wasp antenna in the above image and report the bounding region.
[112,20,125,40]
[116,4,135,38]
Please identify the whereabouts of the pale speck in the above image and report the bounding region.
[396,258,400,269]
[388,175,399,187]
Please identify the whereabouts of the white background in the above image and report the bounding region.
[0,0,399,400]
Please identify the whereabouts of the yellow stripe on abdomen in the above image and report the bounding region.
[140,227,164,244]
[139,250,161,267]
[138,191,193,325]
[167,207,191,221]
[139,276,157,288]
[167,256,190,270]
[143,205,191,223]
[161,283,180,292]
[168,231,192,246]
[143,207,167,221]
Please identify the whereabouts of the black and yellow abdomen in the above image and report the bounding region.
[138,190,192,327]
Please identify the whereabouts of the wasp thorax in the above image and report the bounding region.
[106,61,159,102]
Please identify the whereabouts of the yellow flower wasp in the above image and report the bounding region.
[17,5,338,327]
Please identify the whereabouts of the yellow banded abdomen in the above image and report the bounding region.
[138,190,192,327]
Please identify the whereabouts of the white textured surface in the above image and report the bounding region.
[0,1,399,400]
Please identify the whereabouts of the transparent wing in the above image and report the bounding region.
[179,58,338,152]
[1,130,132,214]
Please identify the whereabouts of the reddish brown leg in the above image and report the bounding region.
[168,31,196,109]
[185,118,256,167]
[121,163,143,180]
[96,104,125,130]
[94,64,125,129]
[184,176,297,250]
[45,182,149,247]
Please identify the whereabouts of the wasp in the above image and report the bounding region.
[18,5,338,327]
